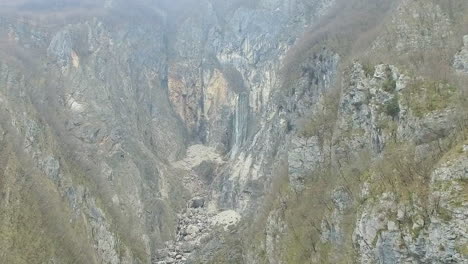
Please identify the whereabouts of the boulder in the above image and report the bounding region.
[186,225,200,236]
[190,197,205,208]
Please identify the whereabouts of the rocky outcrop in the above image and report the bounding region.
[355,146,468,264]
[0,0,467,263]
[454,35,468,73]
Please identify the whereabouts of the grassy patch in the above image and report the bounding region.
[436,207,454,222]
[456,243,468,258]
[402,80,457,117]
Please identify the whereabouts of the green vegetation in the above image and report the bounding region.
[242,150,372,264]
[0,163,55,264]
[239,0,468,262]
[384,97,400,118]
[278,0,468,261]
[403,81,457,117]
[382,79,397,93]
[439,139,468,163]
[362,62,375,77]
[371,143,433,202]
[0,144,96,264]
[436,207,454,222]
[456,244,468,258]
[298,88,341,145]
[255,171,361,264]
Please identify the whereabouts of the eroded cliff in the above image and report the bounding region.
[0,0,467,263]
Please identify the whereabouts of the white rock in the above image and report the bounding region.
[387,221,398,231]
[397,207,405,221]
[186,225,200,236]
[412,215,425,230]
[212,210,241,231]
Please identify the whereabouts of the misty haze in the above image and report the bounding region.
[0,0,467,263]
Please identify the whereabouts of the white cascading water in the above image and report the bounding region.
[230,93,249,158]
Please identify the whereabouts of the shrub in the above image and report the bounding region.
[298,88,341,149]
[362,63,375,77]
[384,97,400,118]
[382,79,397,92]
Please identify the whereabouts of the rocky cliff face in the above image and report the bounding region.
[0,0,467,263]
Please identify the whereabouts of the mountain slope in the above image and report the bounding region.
[0,0,467,263]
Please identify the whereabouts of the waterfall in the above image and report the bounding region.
[231,93,249,157]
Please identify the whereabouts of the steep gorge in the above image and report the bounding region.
[0,0,467,263]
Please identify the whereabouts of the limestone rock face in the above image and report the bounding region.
[1,0,467,263]
[454,35,468,73]
[354,151,468,264]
